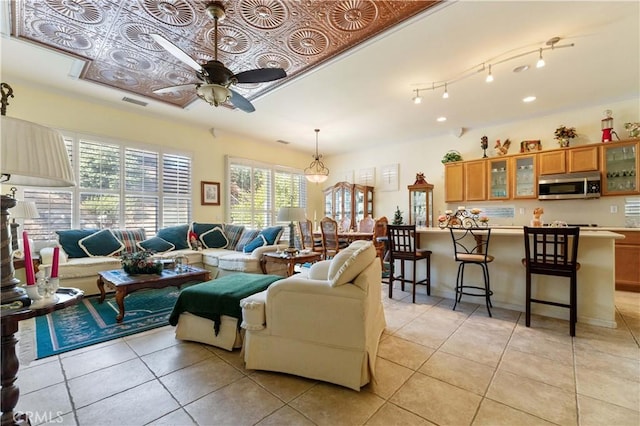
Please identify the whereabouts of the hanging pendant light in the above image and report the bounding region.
[304,129,329,183]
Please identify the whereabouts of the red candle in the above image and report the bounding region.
[22,231,35,285]
[51,246,60,279]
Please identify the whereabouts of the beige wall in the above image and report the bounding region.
[2,82,315,223]
[323,97,640,227]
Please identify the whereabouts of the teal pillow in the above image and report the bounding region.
[199,226,228,249]
[223,224,245,250]
[137,237,175,253]
[259,226,284,245]
[56,229,98,258]
[78,229,125,257]
[157,225,189,250]
[235,229,259,252]
[243,235,267,253]
[192,222,223,235]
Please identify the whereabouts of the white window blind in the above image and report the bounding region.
[162,154,192,227]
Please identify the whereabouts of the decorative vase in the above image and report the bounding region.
[559,138,570,148]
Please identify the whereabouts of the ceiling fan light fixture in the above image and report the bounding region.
[304,129,330,183]
[197,84,231,107]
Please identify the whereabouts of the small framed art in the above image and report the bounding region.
[201,181,220,205]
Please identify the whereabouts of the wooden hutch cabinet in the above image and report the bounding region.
[408,183,434,227]
[323,182,374,230]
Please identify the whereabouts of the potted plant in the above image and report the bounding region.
[554,125,577,147]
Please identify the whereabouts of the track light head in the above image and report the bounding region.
[536,48,545,68]
[486,65,494,83]
[413,89,422,104]
[442,83,449,99]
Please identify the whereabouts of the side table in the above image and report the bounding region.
[260,252,322,277]
[1,288,84,426]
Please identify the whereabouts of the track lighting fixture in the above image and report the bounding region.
[536,48,545,68]
[410,36,573,104]
[485,65,494,83]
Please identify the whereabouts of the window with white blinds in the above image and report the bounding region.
[227,156,307,232]
[22,134,191,240]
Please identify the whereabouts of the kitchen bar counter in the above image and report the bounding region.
[414,227,623,328]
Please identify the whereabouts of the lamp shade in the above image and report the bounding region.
[1,116,75,187]
[9,201,39,220]
[277,207,306,223]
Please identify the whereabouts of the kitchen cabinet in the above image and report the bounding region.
[488,158,509,200]
[464,160,487,201]
[323,181,374,230]
[615,231,640,292]
[602,139,638,195]
[512,154,537,198]
[539,146,599,175]
[444,162,464,202]
[408,183,434,227]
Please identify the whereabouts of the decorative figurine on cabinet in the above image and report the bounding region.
[414,172,427,185]
[601,110,619,142]
[494,139,511,156]
[481,136,488,158]
[531,207,544,227]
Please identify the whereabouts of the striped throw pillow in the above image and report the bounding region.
[111,228,146,254]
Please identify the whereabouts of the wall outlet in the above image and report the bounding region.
[610,205,618,214]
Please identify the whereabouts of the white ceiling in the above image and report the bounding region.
[1,1,639,156]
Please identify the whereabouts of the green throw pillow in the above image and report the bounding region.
[199,226,228,249]
[243,235,267,253]
[157,224,189,250]
[137,237,175,253]
[56,229,99,258]
[78,229,125,257]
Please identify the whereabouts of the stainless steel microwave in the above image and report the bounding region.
[538,172,601,200]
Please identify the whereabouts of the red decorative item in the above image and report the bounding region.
[22,231,35,285]
[601,110,615,142]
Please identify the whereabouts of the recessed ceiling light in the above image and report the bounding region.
[523,96,536,103]
[513,64,530,73]
[437,116,447,122]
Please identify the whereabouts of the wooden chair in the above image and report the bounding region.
[387,224,431,303]
[339,217,351,232]
[320,217,348,259]
[449,227,494,316]
[373,216,388,272]
[523,226,581,336]
[298,219,323,255]
[358,216,375,233]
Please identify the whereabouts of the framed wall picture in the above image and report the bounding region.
[201,181,220,206]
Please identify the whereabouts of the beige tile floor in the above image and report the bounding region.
[13,287,640,426]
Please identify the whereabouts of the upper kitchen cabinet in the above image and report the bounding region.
[464,160,487,201]
[539,145,599,175]
[444,162,464,203]
[602,139,638,195]
[511,154,537,199]
[488,158,509,200]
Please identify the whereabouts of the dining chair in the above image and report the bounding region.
[373,216,389,276]
[298,219,323,255]
[358,216,375,233]
[339,217,351,233]
[523,226,581,336]
[387,224,431,303]
[449,227,494,316]
[320,217,348,259]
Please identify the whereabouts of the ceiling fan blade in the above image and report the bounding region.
[229,89,255,113]
[150,34,203,73]
[153,83,197,94]
[234,68,287,84]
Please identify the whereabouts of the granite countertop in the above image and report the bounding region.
[418,226,626,239]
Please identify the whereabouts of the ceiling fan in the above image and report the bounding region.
[151,1,287,113]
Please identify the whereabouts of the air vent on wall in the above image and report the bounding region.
[122,97,147,107]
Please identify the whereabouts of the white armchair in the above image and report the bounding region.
[240,241,386,391]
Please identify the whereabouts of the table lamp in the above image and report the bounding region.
[1,82,75,308]
[277,206,306,255]
[8,198,40,251]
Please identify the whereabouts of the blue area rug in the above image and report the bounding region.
[35,286,184,359]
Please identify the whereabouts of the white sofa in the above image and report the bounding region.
[240,240,386,391]
[38,225,288,295]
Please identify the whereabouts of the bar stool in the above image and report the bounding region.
[523,226,580,336]
[449,227,493,316]
[387,224,431,303]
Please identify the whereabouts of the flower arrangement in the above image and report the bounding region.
[624,122,639,138]
[554,125,577,146]
[121,250,162,275]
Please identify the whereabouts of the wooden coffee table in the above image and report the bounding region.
[97,266,210,322]
[260,251,322,276]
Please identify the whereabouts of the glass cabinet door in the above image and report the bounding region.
[324,191,332,218]
[366,187,374,218]
[488,159,509,199]
[354,187,365,223]
[408,183,434,227]
[513,155,536,198]
[344,187,352,224]
[335,189,343,220]
[603,140,638,195]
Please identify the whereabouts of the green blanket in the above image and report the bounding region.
[168,273,282,334]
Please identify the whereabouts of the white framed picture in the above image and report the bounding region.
[379,163,399,191]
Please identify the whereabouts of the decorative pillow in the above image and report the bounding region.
[224,224,245,250]
[56,229,98,258]
[235,229,260,252]
[156,224,189,250]
[243,235,267,253]
[111,228,146,254]
[327,241,376,287]
[137,237,175,253]
[78,229,125,257]
[190,223,223,248]
[199,226,228,249]
[258,226,284,245]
